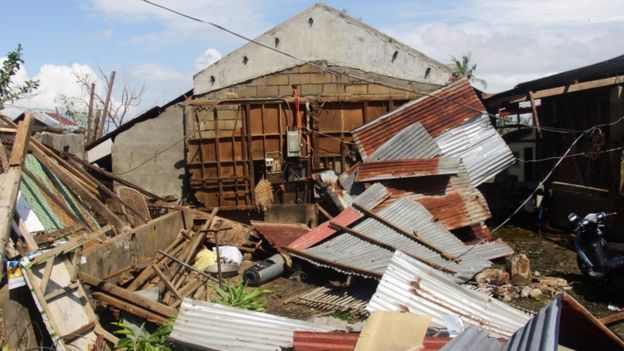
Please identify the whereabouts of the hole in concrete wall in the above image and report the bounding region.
[242,56,249,65]
[424,67,431,80]
[274,37,280,48]
[308,17,314,27]
[391,50,398,63]
[210,75,216,85]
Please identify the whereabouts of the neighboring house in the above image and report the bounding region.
[15,111,79,132]
[485,54,624,236]
[86,3,453,207]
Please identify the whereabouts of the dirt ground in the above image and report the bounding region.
[494,225,624,339]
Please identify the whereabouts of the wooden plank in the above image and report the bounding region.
[92,292,168,324]
[0,113,99,192]
[34,152,129,231]
[329,221,456,274]
[126,233,187,291]
[528,91,543,138]
[0,114,33,278]
[32,225,111,265]
[0,136,9,171]
[17,218,39,252]
[34,225,84,245]
[44,282,80,301]
[352,203,458,261]
[40,257,55,293]
[9,112,33,166]
[154,265,182,300]
[79,272,177,318]
[1,285,40,350]
[61,321,96,343]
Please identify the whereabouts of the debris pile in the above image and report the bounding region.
[1,80,622,351]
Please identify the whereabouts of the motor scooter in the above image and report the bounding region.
[569,212,624,288]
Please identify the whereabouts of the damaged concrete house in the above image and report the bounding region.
[8,2,624,351]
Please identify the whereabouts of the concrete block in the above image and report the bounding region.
[345,84,368,95]
[216,109,237,120]
[256,86,279,97]
[322,84,345,95]
[247,76,266,86]
[236,86,257,97]
[301,84,322,95]
[279,85,295,96]
[289,74,311,85]
[334,74,351,84]
[299,64,322,74]
[265,74,289,86]
[309,72,333,84]
[368,84,391,95]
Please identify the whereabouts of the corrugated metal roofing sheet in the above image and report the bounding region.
[293,194,495,282]
[170,299,333,351]
[251,221,310,248]
[367,250,531,338]
[435,115,514,186]
[365,122,440,161]
[439,297,563,351]
[293,332,451,351]
[288,184,389,250]
[355,158,460,183]
[353,79,483,157]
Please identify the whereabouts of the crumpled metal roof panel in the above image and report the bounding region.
[365,122,441,161]
[367,251,531,338]
[170,299,333,351]
[439,326,504,351]
[356,158,460,183]
[353,79,483,157]
[435,115,514,186]
[251,221,310,248]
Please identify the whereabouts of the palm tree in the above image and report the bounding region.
[450,52,487,89]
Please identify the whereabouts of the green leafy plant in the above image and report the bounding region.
[112,320,175,351]
[331,310,355,323]
[212,280,271,312]
[0,44,39,106]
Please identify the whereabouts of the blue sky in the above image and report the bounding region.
[2,0,624,119]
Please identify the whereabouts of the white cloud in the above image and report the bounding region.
[195,48,222,71]
[379,0,624,92]
[86,0,285,49]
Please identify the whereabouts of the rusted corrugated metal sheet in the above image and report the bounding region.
[289,184,390,250]
[365,122,440,161]
[293,331,451,351]
[367,251,531,338]
[356,158,460,183]
[251,221,310,248]
[287,207,362,251]
[293,331,359,351]
[353,79,483,158]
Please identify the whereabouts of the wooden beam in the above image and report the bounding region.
[92,292,169,324]
[329,221,456,273]
[488,74,624,106]
[0,136,9,171]
[31,225,111,265]
[34,225,84,246]
[528,91,543,138]
[79,272,177,318]
[40,257,55,293]
[154,265,182,300]
[0,113,33,277]
[352,203,458,261]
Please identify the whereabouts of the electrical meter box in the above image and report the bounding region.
[286,131,301,157]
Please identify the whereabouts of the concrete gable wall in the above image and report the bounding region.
[112,104,185,198]
[194,4,452,95]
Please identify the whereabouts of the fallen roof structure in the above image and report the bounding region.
[367,250,531,338]
[170,298,334,351]
[287,185,512,282]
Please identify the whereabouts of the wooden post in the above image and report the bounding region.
[86,82,95,143]
[0,113,32,276]
[528,91,543,138]
[97,71,116,139]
